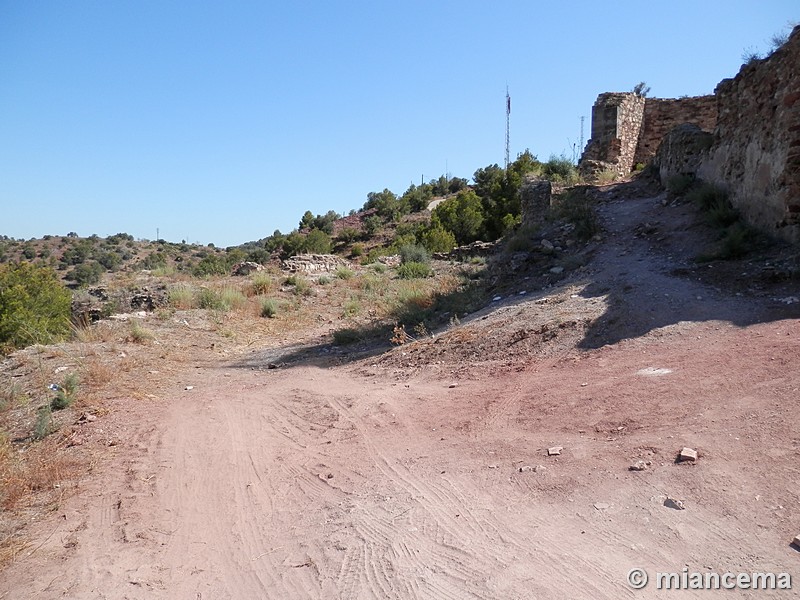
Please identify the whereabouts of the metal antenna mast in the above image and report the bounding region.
[505,87,511,170]
[580,116,585,156]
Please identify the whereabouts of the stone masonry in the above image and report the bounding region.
[580,93,645,177]
[580,93,716,177]
[698,25,800,242]
[580,24,800,243]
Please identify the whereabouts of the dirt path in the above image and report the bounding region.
[2,193,799,599]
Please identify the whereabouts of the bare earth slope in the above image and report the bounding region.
[2,191,799,599]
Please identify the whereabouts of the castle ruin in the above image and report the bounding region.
[580,93,717,177]
[579,25,800,243]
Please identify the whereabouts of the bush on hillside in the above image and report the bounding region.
[0,263,72,352]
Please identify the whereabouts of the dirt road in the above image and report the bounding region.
[2,192,799,598]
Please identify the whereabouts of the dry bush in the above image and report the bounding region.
[82,357,114,389]
[0,435,79,511]
[127,319,155,343]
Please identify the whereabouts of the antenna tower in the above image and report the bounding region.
[504,87,511,169]
[580,116,585,155]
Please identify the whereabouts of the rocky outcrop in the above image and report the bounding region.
[432,241,498,261]
[281,254,351,274]
[231,261,263,276]
[72,285,167,324]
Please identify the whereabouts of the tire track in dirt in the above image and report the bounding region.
[324,393,638,600]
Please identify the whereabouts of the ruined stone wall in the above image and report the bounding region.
[634,96,717,166]
[698,25,800,242]
[580,93,645,176]
[580,93,716,177]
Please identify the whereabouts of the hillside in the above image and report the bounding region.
[1,174,799,597]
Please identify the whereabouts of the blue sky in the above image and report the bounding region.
[1,1,797,247]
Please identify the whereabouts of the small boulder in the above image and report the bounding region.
[664,498,685,510]
[678,447,698,463]
[629,460,649,472]
[232,261,263,276]
[547,446,563,456]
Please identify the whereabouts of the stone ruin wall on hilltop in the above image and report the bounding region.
[697,25,800,242]
[580,25,800,243]
[634,96,718,166]
[580,93,716,177]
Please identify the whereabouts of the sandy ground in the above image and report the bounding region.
[2,190,800,598]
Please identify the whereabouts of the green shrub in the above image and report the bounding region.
[335,267,355,280]
[397,262,432,279]
[192,254,228,277]
[63,372,79,397]
[504,226,540,253]
[303,229,333,254]
[596,169,617,185]
[0,263,72,352]
[260,298,278,318]
[251,273,273,295]
[290,277,312,296]
[359,275,385,293]
[34,405,54,440]
[317,275,332,285]
[420,226,456,253]
[196,287,246,310]
[688,183,739,228]
[371,263,387,274]
[432,190,485,245]
[218,287,247,310]
[399,243,430,265]
[343,298,360,317]
[717,223,752,259]
[129,319,155,343]
[66,261,104,286]
[542,154,580,185]
[350,243,364,258]
[51,390,72,410]
[336,227,360,244]
[706,199,740,228]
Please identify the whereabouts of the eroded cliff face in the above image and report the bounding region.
[698,26,800,242]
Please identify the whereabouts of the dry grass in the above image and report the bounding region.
[0,258,489,563]
[0,433,80,512]
[82,356,115,389]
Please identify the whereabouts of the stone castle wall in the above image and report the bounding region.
[580,93,645,177]
[634,96,717,166]
[580,93,715,177]
[698,25,800,242]
[579,25,800,243]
